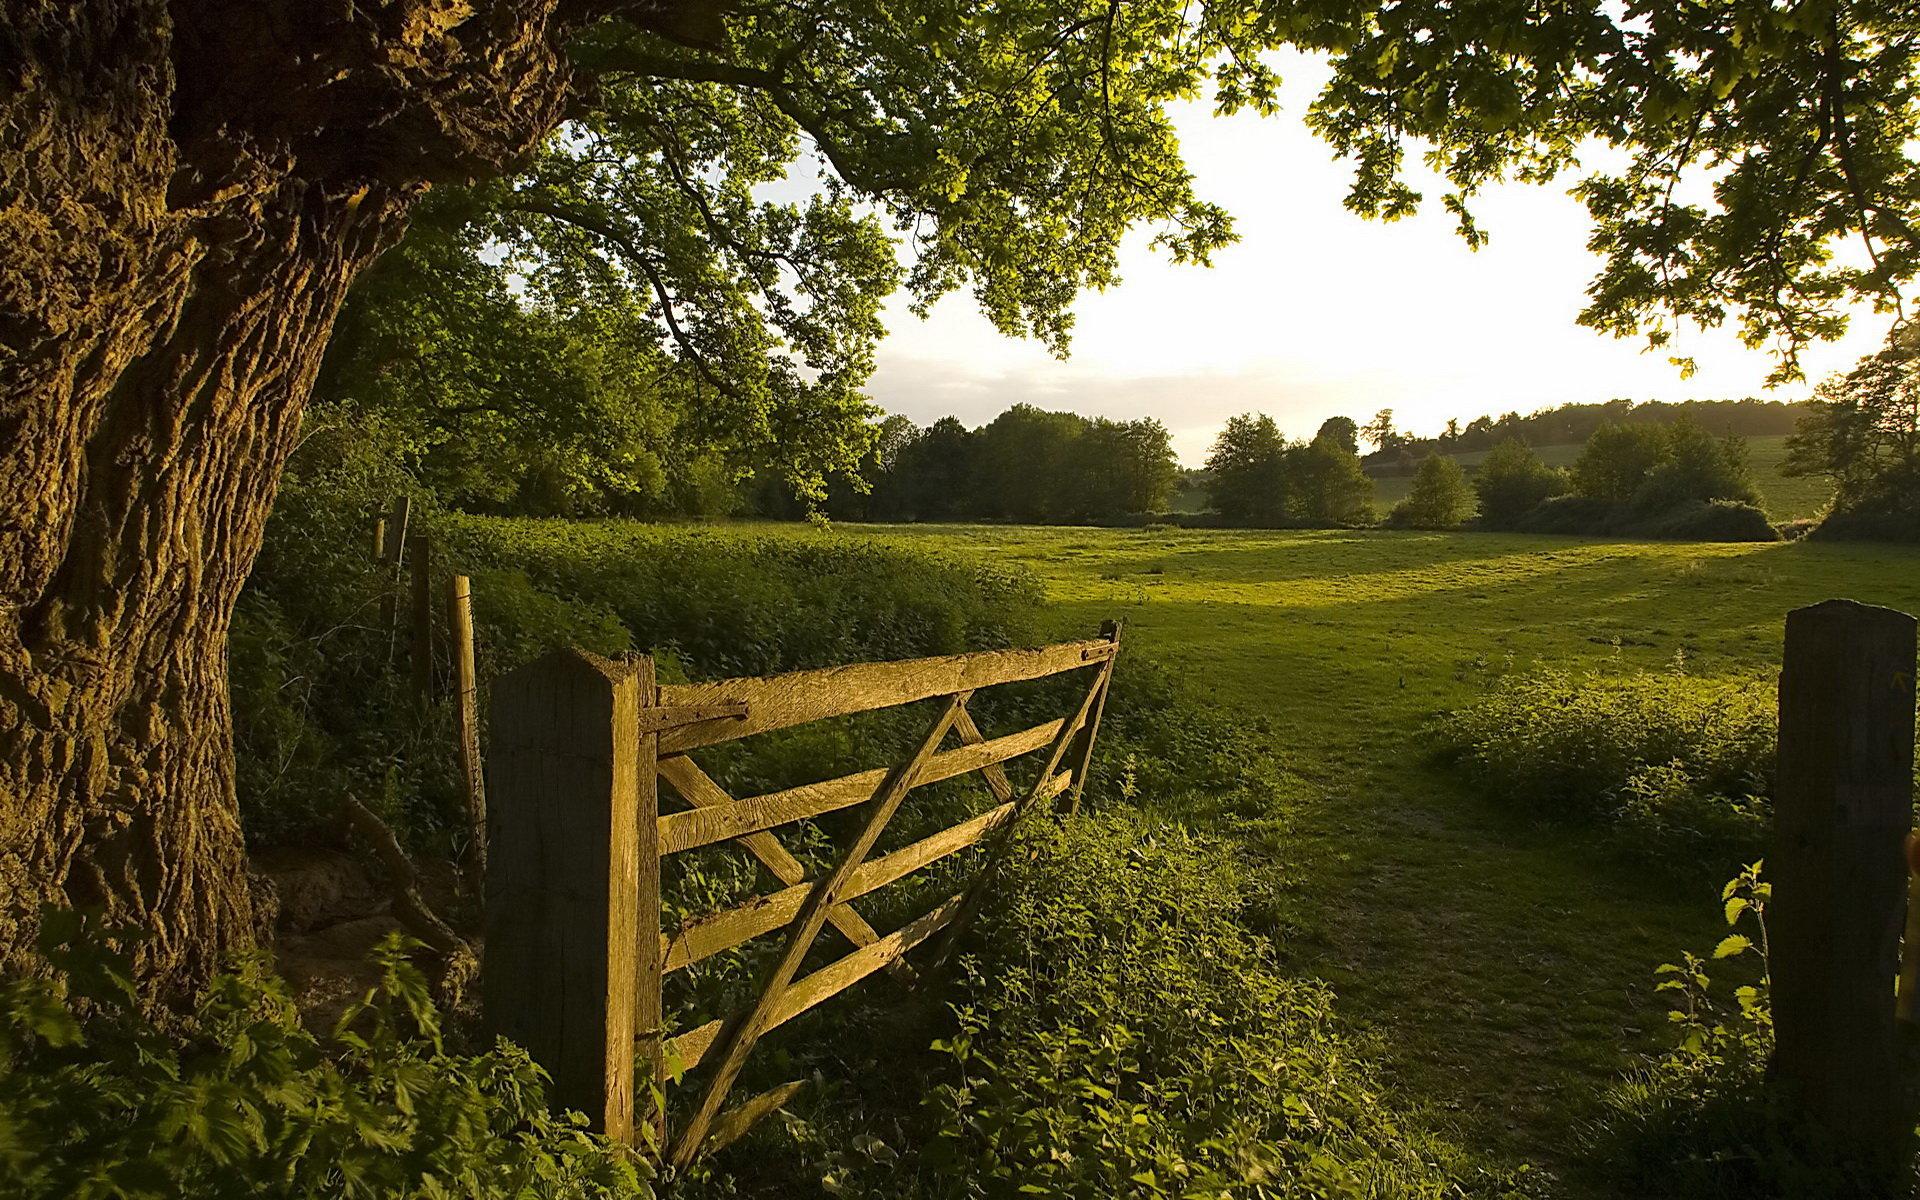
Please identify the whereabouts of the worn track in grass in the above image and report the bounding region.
[837,526,1920,1195]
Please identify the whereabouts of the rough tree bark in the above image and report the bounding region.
[0,0,597,1002]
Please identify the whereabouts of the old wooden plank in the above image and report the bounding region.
[667,696,967,1165]
[665,771,1070,972]
[633,661,665,1154]
[926,670,1105,973]
[702,1080,808,1157]
[634,702,748,735]
[667,893,966,1075]
[658,639,1113,753]
[659,718,1064,854]
[482,649,644,1143]
[655,755,897,966]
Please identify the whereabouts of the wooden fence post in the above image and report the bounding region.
[447,575,486,883]
[1771,598,1917,1164]
[484,649,653,1143]
[408,533,434,707]
[378,496,410,631]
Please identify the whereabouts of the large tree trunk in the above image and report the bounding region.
[0,0,574,1002]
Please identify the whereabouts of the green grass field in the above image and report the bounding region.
[821,524,1920,1195]
[1363,434,1834,521]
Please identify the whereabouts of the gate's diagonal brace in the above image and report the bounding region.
[926,664,1112,974]
[951,706,1015,805]
[668,691,971,1166]
[657,755,905,978]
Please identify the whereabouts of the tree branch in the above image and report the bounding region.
[501,193,742,400]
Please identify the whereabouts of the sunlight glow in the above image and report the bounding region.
[868,52,1893,464]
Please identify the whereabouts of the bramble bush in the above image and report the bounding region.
[1440,667,1775,855]
[0,912,648,1200]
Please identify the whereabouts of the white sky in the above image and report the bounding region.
[863,52,1894,466]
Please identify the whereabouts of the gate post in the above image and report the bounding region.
[1771,599,1916,1164]
[484,648,653,1143]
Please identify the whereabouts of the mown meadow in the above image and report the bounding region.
[832,523,1920,1192]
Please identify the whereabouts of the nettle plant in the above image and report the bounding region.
[1654,862,1773,1064]
[0,912,649,1200]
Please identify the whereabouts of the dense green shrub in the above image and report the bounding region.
[1810,479,1920,543]
[733,812,1519,1200]
[0,913,648,1199]
[1473,439,1569,528]
[1587,866,1910,1197]
[1507,496,1777,541]
[1509,494,1619,535]
[1440,668,1775,852]
[1631,499,1778,542]
[1388,454,1476,528]
[433,515,1042,679]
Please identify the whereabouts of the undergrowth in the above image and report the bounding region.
[0,912,647,1200]
[686,812,1533,1200]
[1440,666,1776,858]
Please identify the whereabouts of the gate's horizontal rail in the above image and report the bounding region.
[663,769,1071,972]
[668,894,966,1072]
[657,638,1115,753]
[658,717,1068,854]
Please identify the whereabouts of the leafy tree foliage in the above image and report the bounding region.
[831,406,1178,523]
[1474,439,1571,528]
[1574,420,1758,510]
[1293,438,1378,524]
[316,102,904,515]
[1205,414,1294,524]
[1205,412,1376,524]
[1316,416,1361,455]
[1575,425,1676,503]
[1362,408,1400,453]
[1786,329,1920,539]
[1390,455,1477,528]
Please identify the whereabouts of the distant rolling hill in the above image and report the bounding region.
[1173,435,1836,522]
[1363,434,1833,522]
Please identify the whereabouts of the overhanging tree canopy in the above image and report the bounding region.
[4,0,1916,997]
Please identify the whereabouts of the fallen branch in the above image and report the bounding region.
[339,796,468,957]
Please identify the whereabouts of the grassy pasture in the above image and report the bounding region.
[815,524,1920,1194]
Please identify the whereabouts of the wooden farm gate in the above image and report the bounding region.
[481,624,1121,1164]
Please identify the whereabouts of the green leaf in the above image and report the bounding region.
[1713,934,1752,959]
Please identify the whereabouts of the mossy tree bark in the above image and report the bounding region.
[0,0,590,1002]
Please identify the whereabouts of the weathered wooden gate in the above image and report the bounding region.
[482,624,1120,1163]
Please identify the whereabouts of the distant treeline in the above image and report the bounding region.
[814,405,1180,523]
[1361,397,1807,472]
